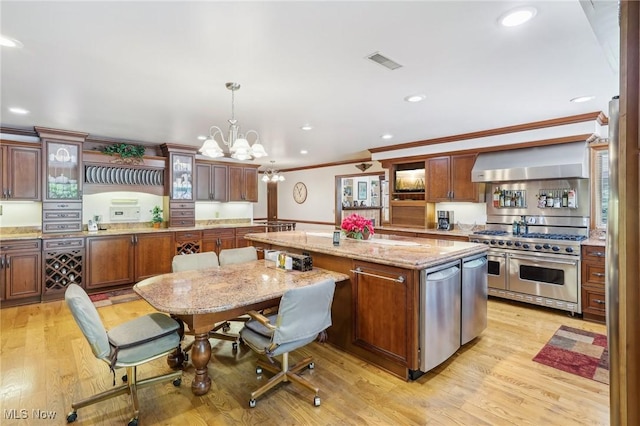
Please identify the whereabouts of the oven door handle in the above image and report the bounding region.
[508,254,578,266]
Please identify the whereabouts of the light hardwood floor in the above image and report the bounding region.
[0,297,608,425]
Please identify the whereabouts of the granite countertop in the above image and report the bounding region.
[582,237,607,247]
[245,231,487,270]
[134,260,349,316]
[376,225,476,238]
[0,222,266,241]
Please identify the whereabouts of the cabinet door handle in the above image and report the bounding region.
[5,256,9,268]
[350,267,405,283]
[0,256,4,268]
[593,299,605,304]
[6,189,11,198]
[593,272,605,277]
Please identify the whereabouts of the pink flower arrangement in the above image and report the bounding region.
[341,213,375,239]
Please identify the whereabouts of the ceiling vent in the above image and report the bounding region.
[366,52,403,70]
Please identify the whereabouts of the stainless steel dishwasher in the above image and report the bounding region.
[419,259,461,373]
[461,253,488,345]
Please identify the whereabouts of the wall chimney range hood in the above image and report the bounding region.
[471,141,589,182]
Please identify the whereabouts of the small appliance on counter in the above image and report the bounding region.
[437,211,454,231]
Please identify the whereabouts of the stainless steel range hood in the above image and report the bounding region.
[471,141,589,182]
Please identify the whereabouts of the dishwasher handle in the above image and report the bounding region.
[463,257,487,270]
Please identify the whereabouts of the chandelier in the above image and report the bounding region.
[199,82,268,160]
[261,161,285,182]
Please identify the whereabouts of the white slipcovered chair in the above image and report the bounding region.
[218,246,258,266]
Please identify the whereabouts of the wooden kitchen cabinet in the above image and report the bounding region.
[42,237,84,301]
[426,153,481,202]
[228,165,259,202]
[351,261,414,365]
[0,239,42,307]
[86,232,174,290]
[175,230,202,255]
[0,142,41,201]
[202,228,235,255]
[581,245,606,323]
[195,161,228,201]
[235,225,266,248]
[161,144,196,227]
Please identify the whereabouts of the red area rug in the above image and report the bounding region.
[533,325,609,384]
[89,288,140,308]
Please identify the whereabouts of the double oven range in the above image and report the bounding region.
[469,179,590,314]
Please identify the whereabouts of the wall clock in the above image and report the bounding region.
[293,182,308,204]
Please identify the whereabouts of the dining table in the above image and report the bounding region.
[133,259,349,395]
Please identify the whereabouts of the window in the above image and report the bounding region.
[591,144,609,229]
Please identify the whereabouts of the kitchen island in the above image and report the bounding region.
[244,231,488,380]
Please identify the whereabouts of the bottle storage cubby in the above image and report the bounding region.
[536,188,577,209]
[492,187,527,208]
[44,249,83,295]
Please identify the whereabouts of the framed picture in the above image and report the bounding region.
[358,182,367,200]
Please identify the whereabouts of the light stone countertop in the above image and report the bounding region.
[376,225,477,238]
[0,222,265,241]
[134,260,349,316]
[245,231,488,270]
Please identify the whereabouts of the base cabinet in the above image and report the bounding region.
[235,226,266,248]
[581,245,606,323]
[202,228,235,255]
[352,261,413,365]
[42,238,84,301]
[1,239,42,306]
[86,233,175,290]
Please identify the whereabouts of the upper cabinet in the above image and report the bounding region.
[37,127,88,234]
[0,142,41,201]
[160,144,197,227]
[426,154,482,203]
[228,165,258,202]
[43,139,83,202]
[195,161,228,201]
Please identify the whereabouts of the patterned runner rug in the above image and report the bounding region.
[533,325,609,384]
[89,288,140,308]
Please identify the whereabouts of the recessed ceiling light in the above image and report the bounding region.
[9,107,29,115]
[381,134,394,140]
[570,96,596,103]
[404,94,426,103]
[499,6,537,27]
[197,135,207,141]
[301,125,313,131]
[300,150,308,155]
[0,35,24,48]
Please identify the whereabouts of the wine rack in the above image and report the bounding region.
[43,249,84,298]
[176,241,201,255]
[42,238,84,301]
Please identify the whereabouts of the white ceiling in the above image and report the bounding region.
[0,1,619,170]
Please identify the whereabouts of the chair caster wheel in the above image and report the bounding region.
[313,396,321,407]
[127,417,139,426]
[256,367,263,375]
[308,362,315,370]
[122,374,128,382]
[232,342,238,351]
[249,399,257,408]
[66,411,78,423]
[173,378,182,387]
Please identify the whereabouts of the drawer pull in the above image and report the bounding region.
[593,272,605,277]
[590,251,605,257]
[593,299,606,305]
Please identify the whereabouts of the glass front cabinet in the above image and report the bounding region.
[36,127,88,234]
[160,144,197,227]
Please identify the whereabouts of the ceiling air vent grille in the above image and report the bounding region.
[366,52,402,70]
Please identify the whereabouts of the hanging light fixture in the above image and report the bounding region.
[199,82,268,160]
[261,161,285,182]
